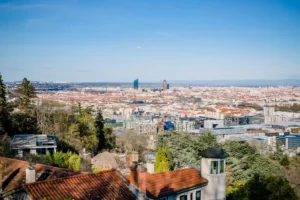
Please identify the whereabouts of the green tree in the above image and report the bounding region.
[156,132,217,169]
[269,139,290,166]
[155,147,170,173]
[0,74,10,135]
[226,181,247,200]
[222,140,284,186]
[280,155,290,166]
[95,110,105,152]
[10,112,39,135]
[194,132,218,152]
[103,127,116,150]
[94,110,116,152]
[77,111,98,152]
[0,134,13,157]
[18,78,36,107]
[163,144,174,170]
[67,153,80,170]
[227,174,297,200]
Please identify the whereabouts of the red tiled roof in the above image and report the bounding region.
[26,169,137,200]
[127,168,208,198]
[0,157,87,195]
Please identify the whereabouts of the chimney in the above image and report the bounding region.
[80,148,92,172]
[130,163,147,195]
[146,162,154,174]
[26,163,36,184]
[0,163,3,193]
[128,151,139,167]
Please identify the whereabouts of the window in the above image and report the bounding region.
[190,192,193,200]
[196,190,201,200]
[210,161,219,174]
[220,160,225,173]
[179,195,187,200]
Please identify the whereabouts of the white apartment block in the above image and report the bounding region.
[174,120,195,132]
[123,120,157,135]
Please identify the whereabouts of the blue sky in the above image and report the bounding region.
[0,0,299,82]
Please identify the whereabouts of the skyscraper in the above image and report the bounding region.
[163,80,167,91]
[134,79,139,90]
[167,84,170,90]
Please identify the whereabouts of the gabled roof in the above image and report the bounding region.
[0,157,86,196]
[127,168,208,198]
[26,169,137,200]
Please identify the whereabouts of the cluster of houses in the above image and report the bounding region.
[0,134,228,200]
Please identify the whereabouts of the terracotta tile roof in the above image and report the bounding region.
[0,157,87,195]
[26,169,137,200]
[127,168,208,198]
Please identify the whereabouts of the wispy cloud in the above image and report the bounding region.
[0,3,49,10]
[136,46,142,49]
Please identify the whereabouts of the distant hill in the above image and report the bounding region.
[5,79,300,87]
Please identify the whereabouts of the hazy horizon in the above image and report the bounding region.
[5,79,300,87]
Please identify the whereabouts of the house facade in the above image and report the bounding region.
[126,165,208,200]
[10,134,57,158]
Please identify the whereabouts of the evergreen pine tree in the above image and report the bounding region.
[0,74,9,135]
[163,144,174,170]
[103,127,116,150]
[18,77,36,107]
[155,147,170,173]
[95,110,105,152]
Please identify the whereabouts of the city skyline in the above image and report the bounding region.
[1,0,300,82]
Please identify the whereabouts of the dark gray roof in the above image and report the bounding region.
[10,134,57,149]
[199,147,229,159]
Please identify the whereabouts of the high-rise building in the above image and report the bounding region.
[163,80,167,91]
[167,84,170,90]
[133,79,139,90]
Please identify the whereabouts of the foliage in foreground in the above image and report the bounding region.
[226,174,297,200]
[222,140,284,185]
[25,151,80,170]
[156,131,218,169]
[0,73,10,136]
[156,132,298,199]
[154,147,170,173]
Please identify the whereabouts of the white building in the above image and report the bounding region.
[204,120,224,129]
[200,147,228,200]
[174,120,195,132]
[123,120,157,135]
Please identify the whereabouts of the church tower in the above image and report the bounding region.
[200,147,228,200]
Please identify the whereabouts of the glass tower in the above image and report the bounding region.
[134,79,139,90]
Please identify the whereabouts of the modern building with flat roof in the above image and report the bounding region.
[278,134,300,150]
[10,134,57,158]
